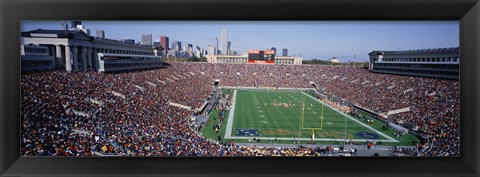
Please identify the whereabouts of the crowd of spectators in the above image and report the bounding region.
[21,62,459,156]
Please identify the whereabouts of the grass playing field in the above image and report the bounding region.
[201,89,419,146]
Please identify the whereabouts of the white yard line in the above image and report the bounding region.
[300,92,399,143]
[224,90,236,139]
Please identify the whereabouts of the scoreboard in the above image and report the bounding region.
[248,50,275,64]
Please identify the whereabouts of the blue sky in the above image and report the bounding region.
[21,21,459,61]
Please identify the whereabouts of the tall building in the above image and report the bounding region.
[172,41,182,52]
[187,44,193,57]
[141,33,152,46]
[195,45,202,58]
[221,29,228,55]
[71,21,82,28]
[160,36,169,51]
[282,48,288,56]
[271,47,277,56]
[207,45,215,56]
[69,21,90,35]
[214,37,218,55]
[96,30,105,38]
[227,41,232,55]
[61,21,68,30]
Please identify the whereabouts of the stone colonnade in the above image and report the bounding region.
[53,45,153,72]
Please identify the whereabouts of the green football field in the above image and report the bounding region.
[210,89,419,145]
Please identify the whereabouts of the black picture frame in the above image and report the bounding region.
[1,0,479,176]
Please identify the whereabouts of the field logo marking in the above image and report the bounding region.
[235,129,260,136]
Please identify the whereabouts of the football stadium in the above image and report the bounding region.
[19,22,460,157]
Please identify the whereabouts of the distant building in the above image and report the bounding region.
[206,54,302,65]
[369,47,459,79]
[61,21,68,30]
[69,21,90,35]
[172,41,182,52]
[160,36,169,55]
[166,50,177,58]
[221,29,228,55]
[195,45,202,58]
[141,33,152,46]
[187,44,193,57]
[70,21,82,28]
[214,37,218,55]
[271,47,277,56]
[329,57,340,63]
[207,45,215,56]
[227,41,232,55]
[282,48,288,56]
[96,30,105,38]
[153,41,160,47]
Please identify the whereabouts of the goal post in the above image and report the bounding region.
[301,95,324,130]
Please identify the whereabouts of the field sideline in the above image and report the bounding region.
[223,89,400,143]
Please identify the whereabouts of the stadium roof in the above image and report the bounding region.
[369,47,459,56]
[21,29,93,41]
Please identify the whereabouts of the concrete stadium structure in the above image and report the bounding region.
[21,29,159,72]
[368,47,459,79]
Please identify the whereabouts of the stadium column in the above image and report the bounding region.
[64,45,72,72]
[92,48,99,71]
[87,47,92,71]
[55,45,63,69]
[72,46,79,72]
[81,47,88,72]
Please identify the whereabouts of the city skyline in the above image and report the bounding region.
[21,21,459,61]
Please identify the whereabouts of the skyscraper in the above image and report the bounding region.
[71,21,81,28]
[195,45,202,58]
[207,45,215,56]
[160,36,169,50]
[227,41,232,55]
[271,47,277,56]
[187,44,193,57]
[96,30,105,38]
[141,33,152,46]
[282,48,288,56]
[172,41,182,52]
[221,29,227,55]
[214,37,218,55]
[69,21,90,35]
[61,21,68,30]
